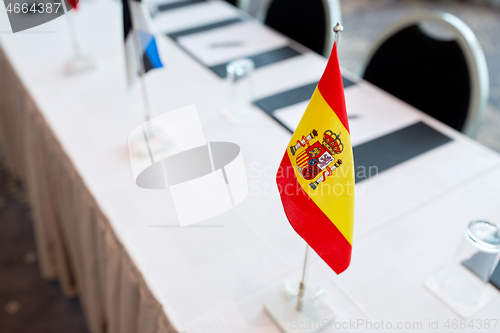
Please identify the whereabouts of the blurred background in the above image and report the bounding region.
[1,0,499,332]
[338,0,500,153]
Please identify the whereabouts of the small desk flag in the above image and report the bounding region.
[122,0,163,87]
[276,43,355,274]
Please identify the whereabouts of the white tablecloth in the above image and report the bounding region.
[1,1,500,332]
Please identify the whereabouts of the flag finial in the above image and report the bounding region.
[333,22,343,48]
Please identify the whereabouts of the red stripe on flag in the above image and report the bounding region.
[68,0,78,9]
[277,153,352,274]
[317,44,350,134]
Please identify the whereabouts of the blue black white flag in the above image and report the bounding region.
[122,0,163,87]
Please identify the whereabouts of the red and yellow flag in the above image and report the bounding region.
[276,43,354,274]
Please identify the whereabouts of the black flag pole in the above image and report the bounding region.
[125,0,171,159]
[295,22,344,312]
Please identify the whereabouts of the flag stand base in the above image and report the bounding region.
[129,124,172,158]
[264,283,336,333]
[424,267,498,318]
[64,55,95,76]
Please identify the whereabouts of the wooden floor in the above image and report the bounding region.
[0,158,89,333]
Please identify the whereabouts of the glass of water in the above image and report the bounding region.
[224,58,256,122]
[436,220,500,306]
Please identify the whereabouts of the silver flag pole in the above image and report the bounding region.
[296,244,310,311]
[61,1,94,75]
[333,22,344,47]
[64,8,82,60]
[296,23,343,312]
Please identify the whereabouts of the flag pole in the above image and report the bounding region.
[296,22,343,312]
[127,0,153,125]
[296,244,310,311]
[61,0,94,75]
[333,21,343,47]
[64,8,82,60]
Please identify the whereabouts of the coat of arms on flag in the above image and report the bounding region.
[292,129,344,189]
[276,42,355,274]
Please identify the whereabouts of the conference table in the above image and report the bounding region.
[0,0,499,332]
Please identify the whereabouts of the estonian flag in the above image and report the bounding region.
[122,0,163,87]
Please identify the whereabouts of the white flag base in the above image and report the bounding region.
[424,267,499,318]
[264,283,336,333]
[64,55,95,76]
[129,124,172,158]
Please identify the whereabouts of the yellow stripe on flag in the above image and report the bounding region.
[286,87,355,244]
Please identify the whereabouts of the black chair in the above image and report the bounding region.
[258,0,342,57]
[362,12,489,137]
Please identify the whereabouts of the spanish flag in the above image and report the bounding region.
[276,43,354,274]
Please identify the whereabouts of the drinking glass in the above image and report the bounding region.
[436,220,500,306]
[224,58,256,122]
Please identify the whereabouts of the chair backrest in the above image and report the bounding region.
[257,0,342,57]
[235,0,253,14]
[225,0,253,13]
[362,12,489,138]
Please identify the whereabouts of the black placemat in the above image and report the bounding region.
[166,16,302,78]
[463,253,500,291]
[254,82,318,115]
[253,77,356,130]
[209,46,302,78]
[353,122,452,182]
[255,78,355,113]
[490,262,500,290]
[167,17,244,40]
[158,0,205,12]
[255,82,451,183]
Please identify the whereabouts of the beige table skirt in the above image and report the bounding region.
[0,47,177,333]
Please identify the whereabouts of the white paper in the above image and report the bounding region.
[345,82,421,146]
[273,100,308,133]
[177,20,289,67]
[272,82,421,146]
